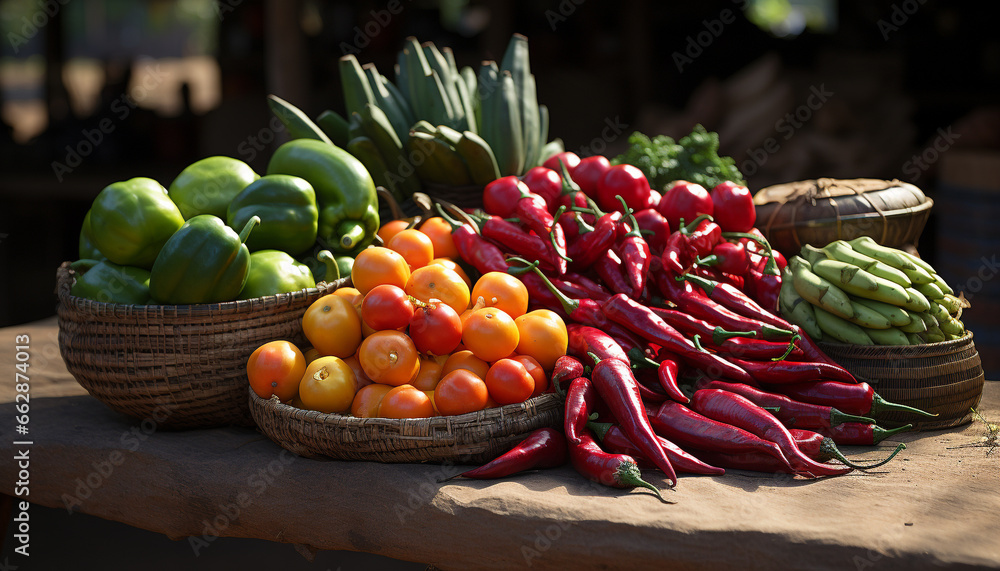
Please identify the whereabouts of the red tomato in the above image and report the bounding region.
[484,358,535,405]
[409,301,463,356]
[434,369,489,416]
[657,180,713,232]
[710,181,756,233]
[542,151,582,177]
[571,156,611,196]
[246,340,306,402]
[511,354,548,397]
[361,284,414,331]
[596,164,652,213]
[520,167,562,212]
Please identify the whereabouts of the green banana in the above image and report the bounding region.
[339,55,375,115]
[822,240,911,287]
[919,311,938,329]
[500,34,539,172]
[316,110,350,147]
[491,71,525,176]
[362,63,410,142]
[346,135,398,201]
[536,104,550,168]
[407,131,472,185]
[789,256,854,319]
[932,273,954,296]
[851,297,912,327]
[899,310,927,333]
[460,66,478,101]
[267,95,333,144]
[864,326,909,346]
[382,77,416,126]
[846,300,892,329]
[938,294,969,315]
[849,237,935,284]
[360,104,421,197]
[410,120,436,135]
[421,42,462,123]
[920,326,945,344]
[939,316,965,337]
[928,301,951,324]
[476,61,499,150]
[538,138,565,165]
[914,281,944,300]
[811,259,910,306]
[455,131,501,186]
[906,332,924,345]
[899,249,936,275]
[814,306,873,345]
[433,124,464,147]
[901,287,931,312]
[778,270,822,340]
[800,244,827,266]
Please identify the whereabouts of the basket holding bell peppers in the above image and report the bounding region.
[438,157,931,498]
[71,139,379,305]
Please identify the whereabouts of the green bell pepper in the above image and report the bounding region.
[168,156,259,219]
[300,249,341,284]
[266,139,379,255]
[239,250,316,299]
[149,215,259,304]
[78,210,105,260]
[70,259,151,305]
[335,255,354,280]
[89,177,185,269]
[227,174,318,256]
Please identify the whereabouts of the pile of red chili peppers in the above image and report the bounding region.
[441,153,932,497]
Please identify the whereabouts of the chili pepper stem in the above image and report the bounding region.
[712,327,757,345]
[872,423,914,444]
[339,221,367,250]
[870,395,938,418]
[551,205,573,262]
[771,335,800,362]
[627,347,660,369]
[820,440,907,470]
[506,256,580,316]
[721,231,779,275]
[616,462,669,502]
[681,214,714,235]
[828,407,877,427]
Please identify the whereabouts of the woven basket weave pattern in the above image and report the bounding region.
[250,390,563,464]
[56,261,345,429]
[819,333,985,430]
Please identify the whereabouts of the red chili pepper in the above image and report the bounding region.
[645,401,794,470]
[649,307,756,345]
[684,449,797,474]
[601,293,756,386]
[503,178,569,275]
[631,208,671,256]
[564,377,601,446]
[656,355,688,404]
[689,389,852,478]
[746,267,782,314]
[662,230,694,274]
[698,380,877,429]
[594,249,633,297]
[631,367,670,403]
[437,206,508,274]
[699,241,749,275]
[785,327,854,376]
[711,336,804,361]
[446,428,567,480]
[482,176,525,218]
[561,272,611,301]
[658,180,713,232]
[596,164,652,214]
[566,324,630,367]
[766,381,937,419]
[710,181,756,233]
[614,197,652,297]
[478,214,557,272]
[520,166,563,213]
[723,357,857,385]
[682,216,723,258]
[571,155,611,197]
[551,356,584,393]
[790,428,907,470]
[566,212,618,271]
[682,272,790,330]
[542,151,582,176]
[569,430,665,499]
[693,265,745,291]
[814,422,913,446]
[591,358,678,487]
[587,420,724,476]
[558,210,581,244]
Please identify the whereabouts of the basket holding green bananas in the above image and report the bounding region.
[779,237,969,346]
[267,34,564,202]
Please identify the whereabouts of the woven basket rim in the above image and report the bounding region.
[56,260,345,317]
[760,196,933,232]
[250,389,561,431]
[818,331,974,358]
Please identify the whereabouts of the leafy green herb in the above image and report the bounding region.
[612,125,745,191]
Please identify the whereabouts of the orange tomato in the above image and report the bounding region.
[460,296,486,327]
[514,309,568,373]
[387,228,434,270]
[332,286,363,306]
[302,346,321,363]
[351,383,392,418]
[423,390,440,415]
[470,272,529,319]
[462,307,519,362]
[428,258,471,288]
[379,384,435,419]
[484,358,535,405]
[302,294,363,358]
[343,354,373,391]
[377,219,411,245]
[419,217,460,259]
[411,358,444,391]
[511,354,548,397]
[405,264,470,316]
[441,350,490,380]
[352,246,411,295]
[434,369,489,416]
[247,340,306,402]
[358,330,419,386]
[298,356,356,414]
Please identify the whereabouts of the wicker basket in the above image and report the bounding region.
[818,333,985,430]
[753,178,933,258]
[249,390,563,464]
[56,261,346,429]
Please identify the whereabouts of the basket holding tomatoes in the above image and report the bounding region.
[247,218,569,420]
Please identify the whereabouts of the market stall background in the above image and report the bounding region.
[0,0,997,568]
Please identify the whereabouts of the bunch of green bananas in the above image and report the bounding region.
[779,237,969,346]
[267,34,564,202]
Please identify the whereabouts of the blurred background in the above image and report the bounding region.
[0,0,998,568]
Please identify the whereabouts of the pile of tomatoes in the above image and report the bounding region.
[247,218,569,420]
